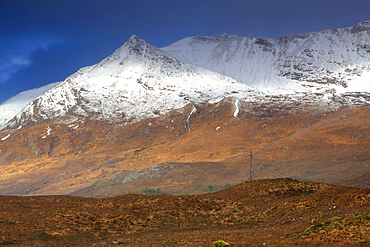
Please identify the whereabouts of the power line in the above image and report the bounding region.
[250,151,253,182]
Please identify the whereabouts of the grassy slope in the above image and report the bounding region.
[0,100,369,196]
[0,178,369,246]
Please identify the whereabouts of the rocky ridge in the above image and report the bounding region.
[163,21,370,92]
[0,81,61,130]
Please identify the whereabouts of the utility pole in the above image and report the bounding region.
[250,151,253,182]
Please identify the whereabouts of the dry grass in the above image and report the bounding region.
[0,101,369,197]
[0,178,369,246]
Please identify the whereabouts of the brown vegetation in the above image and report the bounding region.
[0,178,369,246]
[0,99,369,197]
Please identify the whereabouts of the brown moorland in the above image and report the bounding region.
[0,96,369,196]
[0,178,369,246]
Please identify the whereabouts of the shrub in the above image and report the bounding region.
[141,187,162,195]
[213,240,231,246]
[201,183,232,193]
[331,216,343,222]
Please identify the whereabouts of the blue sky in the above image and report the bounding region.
[1,0,369,103]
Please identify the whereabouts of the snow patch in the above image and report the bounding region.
[234,99,239,117]
[187,106,197,122]
[68,123,79,130]
[1,134,11,141]
[42,127,51,138]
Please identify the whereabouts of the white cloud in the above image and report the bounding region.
[0,35,64,84]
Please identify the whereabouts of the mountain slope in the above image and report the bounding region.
[162,21,370,93]
[0,94,369,196]
[0,81,61,130]
[5,35,258,129]
[0,23,370,197]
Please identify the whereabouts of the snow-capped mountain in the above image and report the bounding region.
[1,23,370,197]
[3,22,370,130]
[162,21,370,93]
[5,35,258,129]
[0,81,61,130]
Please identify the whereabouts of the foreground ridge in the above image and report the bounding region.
[0,178,369,246]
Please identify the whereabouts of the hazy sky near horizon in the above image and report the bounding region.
[1,0,369,103]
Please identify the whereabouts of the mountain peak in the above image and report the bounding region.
[119,34,170,59]
[102,35,171,66]
[107,35,152,58]
[350,21,370,33]
[357,21,370,26]
[4,32,256,129]
[192,33,237,43]
[122,35,150,53]
[211,33,237,40]
[125,34,145,46]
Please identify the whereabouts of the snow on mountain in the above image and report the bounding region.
[162,22,370,93]
[5,35,259,129]
[0,81,61,130]
[4,22,370,130]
